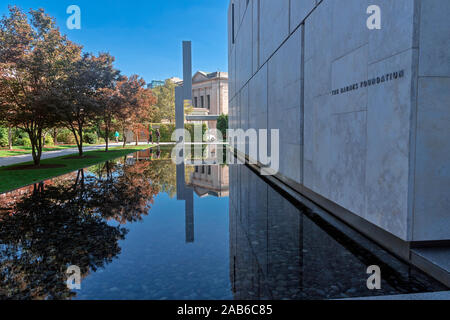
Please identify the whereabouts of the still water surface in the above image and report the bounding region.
[0,146,446,299]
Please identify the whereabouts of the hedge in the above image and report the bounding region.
[0,127,8,147]
[150,123,207,142]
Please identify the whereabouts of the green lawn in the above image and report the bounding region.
[0,145,154,194]
[0,144,96,157]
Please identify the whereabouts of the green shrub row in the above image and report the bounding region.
[149,123,207,142]
[0,127,8,147]
[0,127,102,147]
[56,128,100,145]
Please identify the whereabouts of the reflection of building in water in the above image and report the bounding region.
[229,164,444,300]
[186,144,229,198]
[126,147,163,165]
[188,165,229,198]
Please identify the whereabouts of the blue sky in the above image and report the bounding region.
[1,0,229,83]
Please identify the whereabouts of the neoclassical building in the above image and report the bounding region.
[189,71,229,131]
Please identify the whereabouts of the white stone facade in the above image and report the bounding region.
[191,71,229,130]
[228,0,450,242]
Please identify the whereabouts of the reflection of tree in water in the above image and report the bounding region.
[0,158,160,299]
[145,160,177,198]
[0,174,127,300]
[86,160,159,224]
[127,146,182,199]
[132,158,194,199]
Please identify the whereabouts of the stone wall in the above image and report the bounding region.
[228,0,450,242]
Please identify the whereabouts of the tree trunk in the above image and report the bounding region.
[105,126,110,152]
[135,130,139,146]
[37,130,43,165]
[78,127,83,157]
[30,134,41,166]
[53,128,58,145]
[31,146,39,166]
[77,143,83,157]
[8,126,12,150]
[123,129,127,148]
[69,125,84,157]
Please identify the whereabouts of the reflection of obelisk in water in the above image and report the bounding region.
[174,40,194,243]
[176,163,194,243]
[184,187,194,243]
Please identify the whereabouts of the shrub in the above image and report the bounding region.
[0,127,8,147]
[150,123,207,142]
[19,137,32,147]
[44,135,54,146]
[150,124,173,142]
[83,132,98,145]
[57,129,76,144]
[12,128,27,145]
[217,114,228,138]
[185,123,207,142]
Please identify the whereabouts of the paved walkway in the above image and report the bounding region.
[0,142,225,167]
[0,142,151,168]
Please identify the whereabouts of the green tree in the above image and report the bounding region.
[0,7,80,165]
[217,114,229,139]
[151,79,176,123]
[114,75,156,147]
[58,53,119,156]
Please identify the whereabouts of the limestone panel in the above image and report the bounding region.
[368,0,417,64]
[303,58,314,163]
[249,65,268,162]
[331,0,369,61]
[229,97,235,129]
[267,27,302,111]
[229,46,236,100]
[365,49,416,240]
[228,2,234,56]
[304,1,333,97]
[249,64,268,117]
[413,77,450,241]
[310,94,332,199]
[236,4,253,91]
[331,44,368,114]
[240,83,249,131]
[252,0,259,74]
[259,0,290,64]
[418,0,450,77]
[290,0,317,32]
[328,111,367,217]
[303,159,314,189]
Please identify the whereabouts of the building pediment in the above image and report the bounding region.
[192,71,209,83]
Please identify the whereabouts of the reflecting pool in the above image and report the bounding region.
[0,146,446,299]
